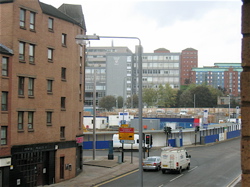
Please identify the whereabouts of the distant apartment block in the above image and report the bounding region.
[191,63,242,96]
[0,0,85,186]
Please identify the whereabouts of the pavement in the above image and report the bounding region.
[47,155,139,187]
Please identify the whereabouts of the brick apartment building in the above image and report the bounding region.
[191,63,242,97]
[180,48,198,85]
[0,0,85,186]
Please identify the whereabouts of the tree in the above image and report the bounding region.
[126,94,138,108]
[98,95,116,111]
[157,84,177,107]
[142,87,157,107]
[117,96,123,108]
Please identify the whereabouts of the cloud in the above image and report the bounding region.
[40,0,242,67]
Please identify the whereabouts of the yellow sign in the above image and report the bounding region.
[119,127,134,140]
[121,124,129,128]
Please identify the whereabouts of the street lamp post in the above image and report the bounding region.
[76,34,143,186]
[228,94,231,122]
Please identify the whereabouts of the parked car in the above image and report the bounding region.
[142,156,161,171]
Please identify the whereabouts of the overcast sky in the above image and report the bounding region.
[40,0,242,67]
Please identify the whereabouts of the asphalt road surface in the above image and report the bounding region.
[97,138,240,187]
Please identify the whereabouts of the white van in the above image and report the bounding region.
[113,134,139,151]
[161,147,191,174]
[112,134,149,151]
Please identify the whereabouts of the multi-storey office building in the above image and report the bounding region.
[0,0,85,186]
[86,47,197,108]
[141,50,181,89]
[191,63,242,96]
[85,47,133,106]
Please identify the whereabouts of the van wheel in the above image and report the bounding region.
[162,169,166,174]
[187,164,190,170]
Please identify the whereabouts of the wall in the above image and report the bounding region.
[241,1,250,185]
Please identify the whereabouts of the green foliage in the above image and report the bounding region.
[126,94,138,108]
[117,96,123,108]
[142,87,158,107]
[98,95,116,111]
[142,84,177,108]
[179,84,223,107]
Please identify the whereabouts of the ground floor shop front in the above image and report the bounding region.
[7,141,82,187]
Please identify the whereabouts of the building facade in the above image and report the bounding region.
[180,48,198,85]
[85,47,133,106]
[191,63,242,96]
[0,0,85,186]
[85,47,197,108]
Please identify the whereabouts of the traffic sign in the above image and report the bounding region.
[119,127,134,140]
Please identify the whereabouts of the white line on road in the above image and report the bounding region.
[170,174,183,182]
[188,166,198,172]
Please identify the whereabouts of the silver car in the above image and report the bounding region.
[142,156,161,171]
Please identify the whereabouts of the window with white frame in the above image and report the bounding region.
[48,48,53,61]
[28,111,34,129]
[30,12,35,30]
[2,57,8,76]
[0,126,7,145]
[1,91,8,111]
[48,17,54,31]
[28,78,34,96]
[19,42,25,61]
[29,44,35,63]
[18,111,24,130]
[20,9,26,28]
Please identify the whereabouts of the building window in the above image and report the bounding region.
[29,44,35,63]
[28,111,34,129]
[62,33,67,46]
[18,111,24,130]
[47,80,53,93]
[1,126,7,145]
[60,126,65,139]
[61,97,66,109]
[48,48,53,62]
[18,77,25,96]
[28,78,34,96]
[48,17,54,31]
[61,67,66,80]
[1,91,8,111]
[20,9,26,28]
[79,112,82,129]
[19,42,25,61]
[79,84,82,100]
[2,57,8,76]
[29,12,35,30]
[46,112,52,125]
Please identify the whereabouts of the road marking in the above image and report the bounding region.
[188,166,198,172]
[226,173,241,187]
[93,169,139,187]
[170,174,183,182]
[158,185,164,187]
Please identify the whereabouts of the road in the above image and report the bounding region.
[95,138,240,187]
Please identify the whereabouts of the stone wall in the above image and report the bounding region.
[241,0,250,186]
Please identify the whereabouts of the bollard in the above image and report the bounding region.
[118,155,122,164]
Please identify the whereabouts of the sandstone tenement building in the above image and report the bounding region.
[0,0,85,186]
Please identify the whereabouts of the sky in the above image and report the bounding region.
[40,0,242,67]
